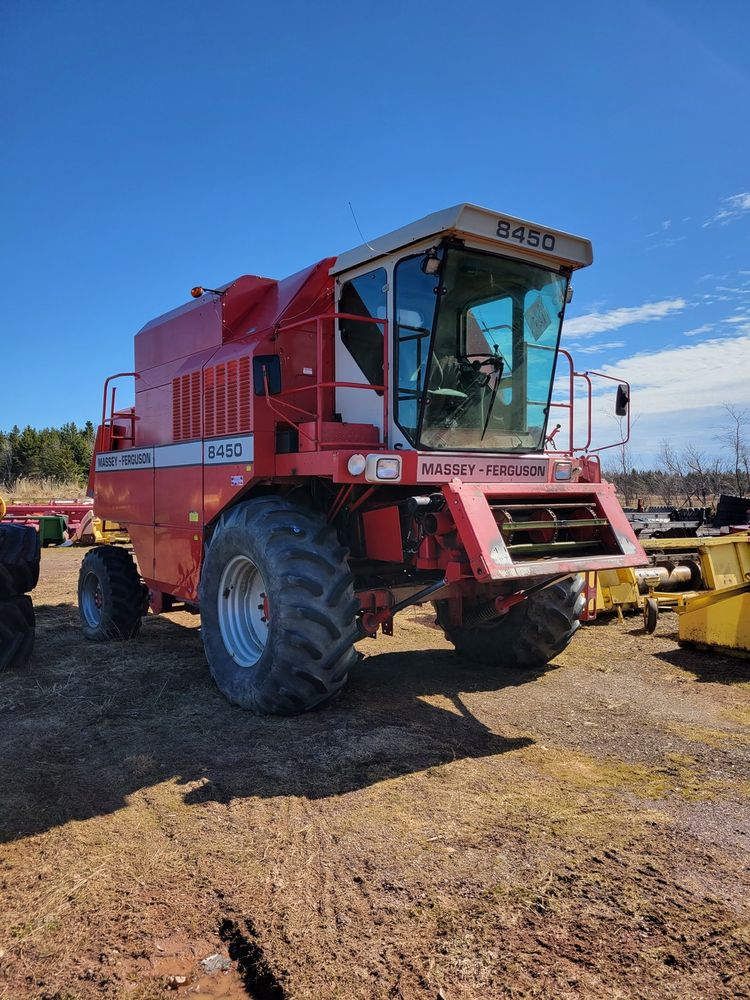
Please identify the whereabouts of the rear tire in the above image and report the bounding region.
[0,524,41,599]
[199,497,359,715]
[0,595,35,671]
[435,575,586,670]
[78,546,146,640]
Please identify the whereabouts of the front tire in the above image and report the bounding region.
[199,497,359,715]
[436,575,586,670]
[78,546,146,640]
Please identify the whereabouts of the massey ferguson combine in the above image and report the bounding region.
[80,204,646,713]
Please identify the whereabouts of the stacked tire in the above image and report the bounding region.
[0,523,40,671]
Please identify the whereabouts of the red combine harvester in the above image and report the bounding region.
[80,204,646,714]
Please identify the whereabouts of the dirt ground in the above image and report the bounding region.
[1,549,749,1000]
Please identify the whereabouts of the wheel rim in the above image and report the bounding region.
[81,571,104,628]
[217,554,269,667]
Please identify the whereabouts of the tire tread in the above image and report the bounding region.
[200,499,358,715]
[78,546,146,641]
[437,575,585,670]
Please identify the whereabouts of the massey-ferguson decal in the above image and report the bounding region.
[416,456,548,482]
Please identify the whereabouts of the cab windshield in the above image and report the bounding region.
[394,246,568,452]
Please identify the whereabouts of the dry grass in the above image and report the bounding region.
[1,476,87,502]
[1,550,749,999]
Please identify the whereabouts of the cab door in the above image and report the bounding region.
[334,265,389,439]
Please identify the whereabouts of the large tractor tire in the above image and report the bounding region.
[78,545,147,641]
[199,497,359,715]
[0,594,35,671]
[435,575,586,670]
[0,523,41,599]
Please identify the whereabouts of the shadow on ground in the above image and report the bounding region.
[654,644,750,684]
[0,601,536,842]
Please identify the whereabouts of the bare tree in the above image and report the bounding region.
[604,417,637,505]
[719,404,750,497]
[683,443,724,509]
[658,439,692,507]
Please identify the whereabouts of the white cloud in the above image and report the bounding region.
[567,334,750,459]
[564,298,686,338]
[598,334,750,416]
[682,324,714,337]
[576,341,626,354]
[645,219,672,237]
[703,191,750,227]
[723,314,750,324]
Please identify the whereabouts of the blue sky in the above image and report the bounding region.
[1,0,748,463]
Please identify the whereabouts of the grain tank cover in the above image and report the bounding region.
[133,260,334,373]
[331,203,593,275]
[134,274,277,371]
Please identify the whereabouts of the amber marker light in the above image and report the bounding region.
[190,286,204,298]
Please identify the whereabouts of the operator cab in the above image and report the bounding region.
[331,204,592,454]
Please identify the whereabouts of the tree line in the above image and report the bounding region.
[0,423,95,487]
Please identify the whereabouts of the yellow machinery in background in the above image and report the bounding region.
[595,532,750,657]
[1,493,128,547]
[672,581,750,657]
[88,516,129,546]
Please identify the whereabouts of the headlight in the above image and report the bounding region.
[365,454,402,483]
[554,461,572,481]
[347,454,366,476]
[376,458,401,480]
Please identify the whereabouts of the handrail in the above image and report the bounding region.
[543,349,631,455]
[275,311,389,448]
[100,372,139,450]
[544,346,591,454]
[584,369,631,453]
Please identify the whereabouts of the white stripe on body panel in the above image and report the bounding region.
[153,441,203,468]
[96,435,254,471]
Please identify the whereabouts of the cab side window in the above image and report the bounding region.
[339,268,387,390]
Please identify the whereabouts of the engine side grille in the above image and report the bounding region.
[204,357,252,438]
[172,371,201,440]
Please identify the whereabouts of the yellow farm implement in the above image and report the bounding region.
[595,533,750,656]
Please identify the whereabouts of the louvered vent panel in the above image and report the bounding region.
[172,377,181,439]
[172,372,202,440]
[227,360,239,434]
[238,357,251,428]
[204,367,215,437]
[190,372,201,435]
[204,358,252,438]
[216,365,227,435]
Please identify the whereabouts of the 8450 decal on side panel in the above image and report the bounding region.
[203,435,254,465]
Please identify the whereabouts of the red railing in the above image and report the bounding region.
[545,348,631,455]
[264,312,389,448]
[100,372,140,450]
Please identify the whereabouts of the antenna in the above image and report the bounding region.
[348,201,376,252]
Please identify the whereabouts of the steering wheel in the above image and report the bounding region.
[458,351,508,372]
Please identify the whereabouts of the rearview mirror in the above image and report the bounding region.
[615,383,630,417]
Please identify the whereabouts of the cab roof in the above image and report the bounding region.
[331,203,593,275]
